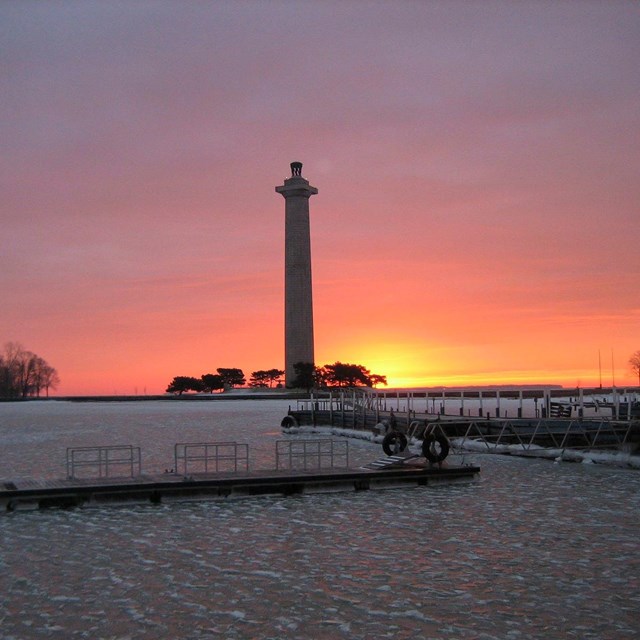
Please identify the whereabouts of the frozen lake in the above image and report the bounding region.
[1,400,639,639]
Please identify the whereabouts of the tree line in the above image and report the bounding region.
[165,350,640,396]
[0,342,60,399]
[166,368,289,394]
[166,368,248,394]
[290,361,387,390]
[165,361,387,394]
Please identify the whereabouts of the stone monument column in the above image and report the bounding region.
[276,162,318,386]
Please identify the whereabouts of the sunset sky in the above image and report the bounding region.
[2,1,639,395]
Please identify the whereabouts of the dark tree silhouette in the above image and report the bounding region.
[249,371,269,387]
[369,373,388,388]
[201,373,224,393]
[630,350,640,386]
[216,368,246,388]
[166,376,203,395]
[0,342,60,398]
[289,361,386,390]
[250,368,284,388]
[322,362,372,387]
[290,362,317,390]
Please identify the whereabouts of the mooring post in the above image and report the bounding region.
[479,391,483,417]
[518,390,523,418]
[363,394,367,428]
[496,390,501,418]
[460,391,464,416]
[352,390,356,428]
[543,390,550,418]
[578,388,584,418]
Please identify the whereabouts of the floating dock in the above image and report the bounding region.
[1,460,479,513]
[284,390,640,455]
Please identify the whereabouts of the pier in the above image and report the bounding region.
[1,439,479,513]
[283,388,640,457]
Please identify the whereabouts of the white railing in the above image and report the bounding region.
[174,442,249,476]
[276,439,349,471]
[66,446,141,479]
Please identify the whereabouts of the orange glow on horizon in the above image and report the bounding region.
[315,335,636,393]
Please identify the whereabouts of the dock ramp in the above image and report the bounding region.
[362,451,421,470]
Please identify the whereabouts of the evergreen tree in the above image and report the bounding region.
[166,376,203,395]
[216,368,246,388]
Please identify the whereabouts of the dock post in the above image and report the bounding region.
[496,391,501,418]
[578,388,584,418]
[543,390,550,418]
[460,391,464,416]
[518,391,523,418]
[479,391,483,417]
[352,390,356,428]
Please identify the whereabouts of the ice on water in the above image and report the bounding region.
[1,400,639,639]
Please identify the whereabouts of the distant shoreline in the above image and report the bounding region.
[0,391,310,403]
[3,384,637,403]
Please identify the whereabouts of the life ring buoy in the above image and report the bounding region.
[422,432,450,463]
[382,431,408,456]
[281,415,299,429]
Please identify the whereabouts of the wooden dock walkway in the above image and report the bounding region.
[1,462,480,513]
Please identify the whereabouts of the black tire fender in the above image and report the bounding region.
[422,432,450,463]
[382,431,408,456]
[281,415,299,429]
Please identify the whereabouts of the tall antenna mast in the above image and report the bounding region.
[611,348,615,387]
[598,349,602,389]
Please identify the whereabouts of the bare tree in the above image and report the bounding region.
[630,350,640,386]
[37,361,60,397]
[0,342,60,398]
[1,342,27,397]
